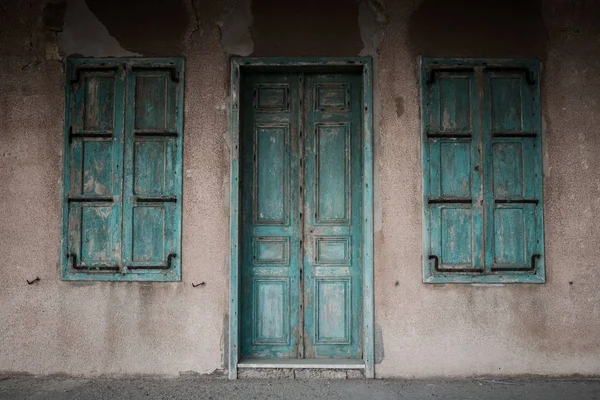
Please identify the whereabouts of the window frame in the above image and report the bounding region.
[61,57,185,282]
[420,57,545,284]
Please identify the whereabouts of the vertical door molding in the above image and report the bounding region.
[229,60,241,380]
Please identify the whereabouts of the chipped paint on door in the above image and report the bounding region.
[303,74,362,358]
[240,71,363,359]
[240,72,301,357]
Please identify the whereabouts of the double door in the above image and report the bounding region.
[240,71,363,359]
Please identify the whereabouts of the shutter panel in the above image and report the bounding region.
[423,68,484,274]
[483,67,544,273]
[64,64,124,273]
[122,61,184,279]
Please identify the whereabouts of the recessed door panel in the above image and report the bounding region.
[254,124,290,225]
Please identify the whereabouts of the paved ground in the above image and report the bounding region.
[1,375,600,399]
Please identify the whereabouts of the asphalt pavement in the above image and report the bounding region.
[1,375,599,399]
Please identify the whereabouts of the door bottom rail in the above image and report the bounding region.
[237,358,365,369]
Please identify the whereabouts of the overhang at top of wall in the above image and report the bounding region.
[251,0,362,56]
[218,0,386,57]
[408,0,547,59]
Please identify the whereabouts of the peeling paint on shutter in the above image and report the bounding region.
[421,58,544,284]
[483,67,544,277]
[62,58,184,281]
[122,62,183,280]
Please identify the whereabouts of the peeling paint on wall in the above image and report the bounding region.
[358,0,386,56]
[218,0,254,56]
[375,323,385,364]
[57,0,140,57]
[42,0,67,60]
[395,96,404,119]
[85,0,189,56]
[358,0,385,233]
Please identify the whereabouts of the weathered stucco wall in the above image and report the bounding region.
[375,0,600,377]
[1,0,599,378]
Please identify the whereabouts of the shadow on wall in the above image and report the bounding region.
[409,0,547,59]
[251,0,363,57]
[85,0,189,56]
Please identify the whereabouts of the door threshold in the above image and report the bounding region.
[238,358,365,369]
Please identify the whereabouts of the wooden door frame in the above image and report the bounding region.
[228,57,374,379]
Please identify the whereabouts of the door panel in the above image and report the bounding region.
[241,73,301,358]
[240,72,362,359]
[303,74,362,358]
[254,123,290,225]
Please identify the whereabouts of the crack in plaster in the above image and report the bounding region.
[190,0,200,38]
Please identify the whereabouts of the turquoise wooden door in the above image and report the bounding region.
[240,72,363,359]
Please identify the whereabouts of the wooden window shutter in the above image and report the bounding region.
[121,62,183,278]
[423,67,484,274]
[63,64,125,273]
[421,59,544,283]
[62,58,184,281]
[482,67,544,276]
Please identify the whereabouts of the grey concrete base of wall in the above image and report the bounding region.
[237,369,365,379]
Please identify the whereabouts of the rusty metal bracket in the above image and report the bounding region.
[127,253,176,270]
[431,254,542,274]
[70,65,120,84]
[27,277,40,285]
[429,255,439,270]
[429,254,484,273]
[428,198,472,204]
[68,197,113,203]
[492,132,537,138]
[426,66,535,85]
[134,197,177,203]
[491,254,541,272]
[68,127,113,144]
[485,66,536,85]
[67,253,120,271]
[192,281,206,287]
[427,131,472,140]
[132,65,180,82]
[134,131,179,138]
[495,199,539,204]
[426,67,475,84]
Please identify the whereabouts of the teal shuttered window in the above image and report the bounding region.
[61,58,184,281]
[420,58,544,283]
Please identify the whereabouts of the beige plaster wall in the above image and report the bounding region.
[0,0,599,378]
[374,0,600,378]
